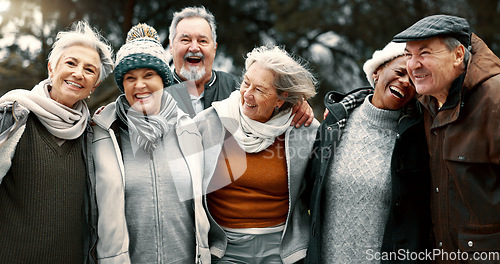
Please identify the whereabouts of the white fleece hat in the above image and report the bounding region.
[362,42,406,87]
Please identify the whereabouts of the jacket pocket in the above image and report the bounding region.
[443,141,500,224]
[443,139,496,164]
[458,224,500,252]
[443,123,500,164]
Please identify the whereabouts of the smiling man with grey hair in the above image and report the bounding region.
[393,14,500,261]
[167,6,314,127]
[167,6,236,118]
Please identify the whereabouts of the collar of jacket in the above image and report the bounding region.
[324,87,373,129]
[464,33,500,92]
[397,98,424,135]
[92,102,117,130]
[418,72,465,129]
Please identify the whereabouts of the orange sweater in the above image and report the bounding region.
[207,134,288,228]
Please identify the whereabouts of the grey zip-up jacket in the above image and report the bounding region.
[194,107,319,264]
[92,102,210,264]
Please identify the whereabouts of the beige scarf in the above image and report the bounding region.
[0,79,89,140]
[212,91,293,153]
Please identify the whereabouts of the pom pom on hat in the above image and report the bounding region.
[114,23,173,93]
[362,42,406,87]
[126,23,161,43]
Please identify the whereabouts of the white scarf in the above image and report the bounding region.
[212,91,293,153]
[0,78,89,140]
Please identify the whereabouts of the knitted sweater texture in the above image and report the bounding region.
[0,114,86,263]
[321,96,400,263]
[207,134,288,228]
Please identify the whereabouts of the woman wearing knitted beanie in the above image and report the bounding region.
[194,45,318,264]
[0,21,113,263]
[92,24,209,263]
[305,42,432,263]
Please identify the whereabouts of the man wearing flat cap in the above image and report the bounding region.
[393,14,500,262]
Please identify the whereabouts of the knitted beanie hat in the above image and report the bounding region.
[114,23,174,93]
[362,42,406,87]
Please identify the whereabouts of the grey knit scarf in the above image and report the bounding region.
[115,91,178,153]
[0,78,89,140]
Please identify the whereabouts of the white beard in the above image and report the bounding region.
[180,66,206,82]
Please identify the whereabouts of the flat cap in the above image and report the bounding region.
[393,15,471,47]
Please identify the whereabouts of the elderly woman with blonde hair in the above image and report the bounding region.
[194,45,318,264]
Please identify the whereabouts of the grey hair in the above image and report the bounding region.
[48,20,114,84]
[441,36,471,65]
[244,45,317,111]
[169,6,217,45]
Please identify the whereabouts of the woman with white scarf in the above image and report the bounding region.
[0,21,113,263]
[194,45,318,264]
[92,24,209,264]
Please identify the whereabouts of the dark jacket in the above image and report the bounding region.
[305,88,432,263]
[169,70,239,117]
[419,33,500,258]
[83,120,98,264]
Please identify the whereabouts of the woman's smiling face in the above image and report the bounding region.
[371,56,416,110]
[239,63,285,123]
[123,68,164,115]
[48,44,101,108]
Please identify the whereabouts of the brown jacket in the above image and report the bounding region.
[419,33,500,262]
